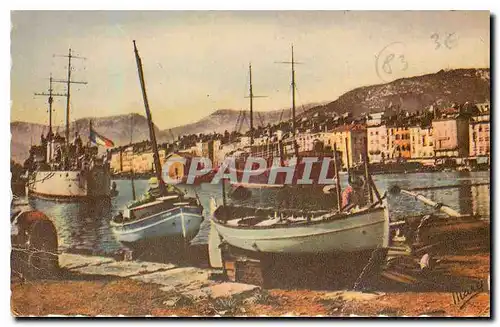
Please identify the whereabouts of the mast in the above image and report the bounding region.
[291,45,296,141]
[64,49,72,148]
[35,74,66,136]
[53,49,87,167]
[333,143,342,212]
[34,74,66,162]
[245,63,266,146]
[344,137,351,180]
[249,63,254,145]
[245,63,266,145]
[277,44,301,158]
[133,40,166,195]
[130,114,136,201]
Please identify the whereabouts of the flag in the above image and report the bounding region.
[89,125,114,147]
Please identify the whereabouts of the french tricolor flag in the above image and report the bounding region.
[89,122,114,148]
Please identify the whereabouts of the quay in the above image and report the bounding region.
[11,224,490,317]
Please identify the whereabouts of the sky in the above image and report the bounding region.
[10,11,490,130]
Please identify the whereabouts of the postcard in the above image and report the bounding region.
[10,10,490,317]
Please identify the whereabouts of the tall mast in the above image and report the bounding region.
[291,45,296,140]
[35,74,66,162]
[34,74,66,136]
[249,63,254,145]
[133,40,165,195]
[245,63,266,147]
[130,113,136,201]
[53,48,87,166]
[277,44,301,157]
[64,49,72,147]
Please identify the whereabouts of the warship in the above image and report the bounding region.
[25,49,112,200]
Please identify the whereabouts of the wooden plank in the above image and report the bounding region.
[208,220,223,268]
[381,270,418,285]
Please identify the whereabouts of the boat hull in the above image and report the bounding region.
[213,204,389,254]
[111,206,204,245]
[27,168,111,200]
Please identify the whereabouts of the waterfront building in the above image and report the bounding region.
[121,146,134,173]
[110,148,123,173]
[409,125,434,159]
[432,114,470,158]
[367,124,389,163]
[387,126,411,160]
[132,151,154,173]
[323,124,367,168]
[469,112,490,158]
[296,132,321,153]
[366,112,384,127]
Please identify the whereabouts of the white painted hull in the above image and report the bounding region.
[111,206,204,244]
[27,168,111,199]
[213,202,390,254]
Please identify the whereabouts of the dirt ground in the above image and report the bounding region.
[11,252,490,317]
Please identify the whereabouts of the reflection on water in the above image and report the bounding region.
[21,171,490,255]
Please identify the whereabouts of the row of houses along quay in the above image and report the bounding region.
[108,101,490,177]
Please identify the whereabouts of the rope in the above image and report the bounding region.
[415,215,433,244]
[352,247,388,291]
[26,171,56,186]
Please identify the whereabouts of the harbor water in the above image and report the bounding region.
[22,171,490,256]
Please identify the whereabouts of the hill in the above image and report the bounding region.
[10,114,160,163]
[302,68,490,118]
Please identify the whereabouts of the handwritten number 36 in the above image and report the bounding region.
[382,54,408,75]
[431,33,458,50]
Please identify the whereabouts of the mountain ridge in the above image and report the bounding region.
[11,68,490,163]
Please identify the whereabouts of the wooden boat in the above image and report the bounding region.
[210,96,390,257]
[110,195,203,246]
[212,198,389,254]
[110,41,204,249]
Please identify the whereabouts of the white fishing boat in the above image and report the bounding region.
[110,40,204,249]
[209,67,391,258]
[212,198,389,254]
[110,195,203,245]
